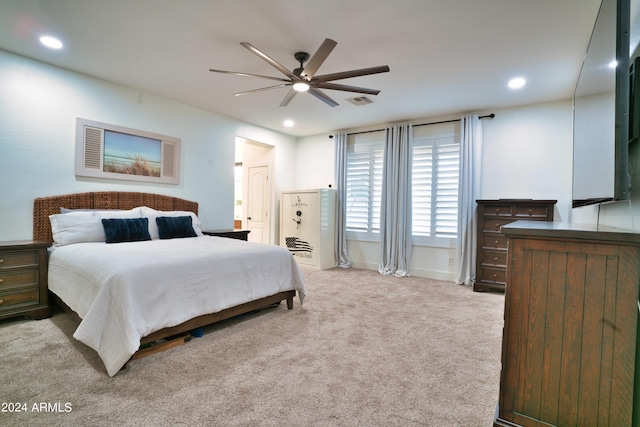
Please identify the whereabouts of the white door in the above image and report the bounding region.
[246,164,271,244]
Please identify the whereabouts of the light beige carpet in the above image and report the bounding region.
[0,266,505,426]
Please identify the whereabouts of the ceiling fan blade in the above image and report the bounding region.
[279,88,298,107]
[312,65,390,83]
[313,82,381,95]
[308,87,339,107]
[209,69,290,83]
[240,42,299,80]
[301,38,337,79]
[233,84,291,97]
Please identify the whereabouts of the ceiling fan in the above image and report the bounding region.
[209,38,390,107]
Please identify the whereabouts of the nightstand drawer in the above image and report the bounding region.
[0,251,39,268]
[0,241,50,320]
[0,289,39,308]
[0,268,39,287]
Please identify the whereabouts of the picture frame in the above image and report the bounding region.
[74,118,181,185]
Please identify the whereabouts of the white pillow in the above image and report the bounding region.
[49,208,143,246]
[140,206,204,239]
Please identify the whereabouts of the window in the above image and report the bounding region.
[345,139,384,240]
[344,126,460,246]
[412,134,460,246]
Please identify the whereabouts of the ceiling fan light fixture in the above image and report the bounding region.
[292,81,310,92]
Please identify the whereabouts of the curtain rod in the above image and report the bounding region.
[328,113,495,138]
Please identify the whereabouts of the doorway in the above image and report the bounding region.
[235,138,274,244]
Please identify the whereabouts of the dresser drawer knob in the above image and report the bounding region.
[528,209,533,215]
[493,274,498,278]
[494,257,498,261]
[494,240,499,245]
[0,278,3,284]
[0,259,4,264]
[0,299,4,305]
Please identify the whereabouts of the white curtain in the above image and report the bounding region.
[456,115,483,285]
[334,131,352,268]
[379,123,413,277]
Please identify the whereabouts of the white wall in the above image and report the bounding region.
[0,50,297,241]
[480,100,574,221]
[295,99,575,281]
[295,133,335,189]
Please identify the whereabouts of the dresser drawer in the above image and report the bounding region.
[479,249,507,267]
[0,268,39,287]
[0,251,39,268]
[0,288,39,309]
[481,233,508,250]
[483,204,514,217]
[478,266,507,285]
[514,205,551,218]
[481,218,516,233]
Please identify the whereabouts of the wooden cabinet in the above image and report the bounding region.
[495,221,640,427]
[475,199,556,292]
[0,241,50,320]
[202,229,250,241]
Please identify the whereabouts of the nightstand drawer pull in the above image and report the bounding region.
[0,259,4,264]
[0,278,3,284]
[0,299,3,304]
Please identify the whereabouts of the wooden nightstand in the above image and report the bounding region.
[0,241,51,320]
[202,230,250,241]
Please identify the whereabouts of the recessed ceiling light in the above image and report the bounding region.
[508,77,526,90]
[39,35,63,50]
[284,120,294,127]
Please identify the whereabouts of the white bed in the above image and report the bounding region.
[33,192,306,376]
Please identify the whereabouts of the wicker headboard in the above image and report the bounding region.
[33,192,199,242]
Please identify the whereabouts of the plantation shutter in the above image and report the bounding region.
[435,140,460,238]
[345,143,384,234]
[412,145,433,237]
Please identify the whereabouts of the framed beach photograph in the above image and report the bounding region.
[75,118,180,184]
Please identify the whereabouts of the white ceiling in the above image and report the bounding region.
[0,0,602,137]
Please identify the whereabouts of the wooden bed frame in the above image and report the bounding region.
[33,191,296,362]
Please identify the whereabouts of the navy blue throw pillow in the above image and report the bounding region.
[156,216,197,239]
[102,218,151,243]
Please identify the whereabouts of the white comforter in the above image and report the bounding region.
[48,236,306,376]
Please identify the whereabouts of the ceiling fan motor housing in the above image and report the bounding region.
[294,52,310,76]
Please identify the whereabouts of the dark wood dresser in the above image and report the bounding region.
[474,199,556,292]
[0,240,50,320]
[495,221,640,427]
